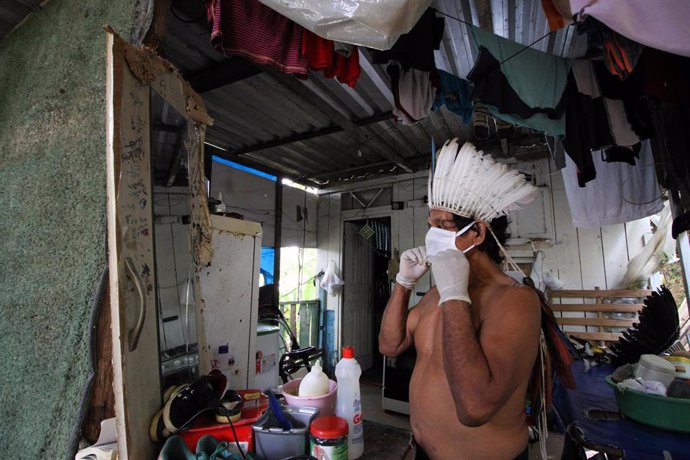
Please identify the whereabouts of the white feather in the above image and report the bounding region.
[428,138,538,221]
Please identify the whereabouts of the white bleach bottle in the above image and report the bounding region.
[335,346,364,459]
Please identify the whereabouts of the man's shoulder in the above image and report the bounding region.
[415,286,440,310]
[485,282,540,312]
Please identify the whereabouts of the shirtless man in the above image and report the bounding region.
[379,140,542,459]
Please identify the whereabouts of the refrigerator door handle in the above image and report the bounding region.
[125,257,146,352]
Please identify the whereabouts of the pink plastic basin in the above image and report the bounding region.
[281,378,337,417]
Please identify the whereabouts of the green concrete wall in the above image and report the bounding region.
[0,0,137,457]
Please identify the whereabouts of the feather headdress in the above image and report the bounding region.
[428,138,538,221]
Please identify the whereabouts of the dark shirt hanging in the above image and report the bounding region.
[467,46,567,121]
[371,8,445,71]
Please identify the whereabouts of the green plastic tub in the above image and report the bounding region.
[606,376,690,433]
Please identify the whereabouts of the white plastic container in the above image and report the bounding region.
[255,322,280,391]
[635,354,676,388]
[335,346,364,459]
[299,362,330,396]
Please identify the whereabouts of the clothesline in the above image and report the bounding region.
[433,8,566,67]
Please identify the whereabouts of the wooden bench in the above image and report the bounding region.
[548,288,653,347]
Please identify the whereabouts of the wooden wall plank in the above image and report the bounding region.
[546,164,583,289]
[601,223,630,289]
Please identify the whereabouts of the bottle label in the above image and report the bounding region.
[351,420,363,442]
[311,440,348,460]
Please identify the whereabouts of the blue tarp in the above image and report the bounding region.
[260,247,275,284]
[553,360,690,457]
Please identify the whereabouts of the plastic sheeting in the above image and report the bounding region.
[622,202,672,288]
[570,0,690,58]
[320,260,344,295]
[258,0,433,50]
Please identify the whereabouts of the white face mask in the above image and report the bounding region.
[425,221,476,258]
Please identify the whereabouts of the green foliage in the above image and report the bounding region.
[279,247,319,302]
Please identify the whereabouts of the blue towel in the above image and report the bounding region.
[432,70,474,124]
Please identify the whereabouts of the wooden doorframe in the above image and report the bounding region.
[339,211,392,370]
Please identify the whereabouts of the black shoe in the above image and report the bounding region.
[150,385,184,442]
[215,390,243,424]
[163,370,227,434]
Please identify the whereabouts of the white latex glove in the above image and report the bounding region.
[429,249,471,305]
[395,246,429,290]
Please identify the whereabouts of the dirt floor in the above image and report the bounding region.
[361,420,411,460]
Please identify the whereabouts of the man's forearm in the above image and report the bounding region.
[378,283,412,356]
[440,300,497,426]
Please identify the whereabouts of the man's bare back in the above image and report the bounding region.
[406,278,540,459]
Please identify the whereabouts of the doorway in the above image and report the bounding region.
[341,217,391,373]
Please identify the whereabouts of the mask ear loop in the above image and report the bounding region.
[484,222,525,277]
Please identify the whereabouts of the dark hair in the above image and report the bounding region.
[452,214,510,264]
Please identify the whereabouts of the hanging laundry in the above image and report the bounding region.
[540,0,572,31]
[570,0,690,58]
[561,71,600,185]
[545,135,566,170]
[301,30,361,87]
[207,0,308,75]
[562,140,663,228]
[575,18,644,80]
[467,47,567,135]
[325,51,360,88]
[471,27,571,113]
[468,47,567,120]
[636,48,690,105]
[371,8,445,71]
[466,27,570,135]
[641,49,690,209]
[334,42,355,57]
[388,64,436,125]
[562,58,654,186]
[431,70,473,124]
[571,59,640,151]
[593,58,654,140]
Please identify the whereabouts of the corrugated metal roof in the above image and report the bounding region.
[161,0,586,188]
[2,0,587,188]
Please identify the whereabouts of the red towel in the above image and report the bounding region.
[207,0,308,76]
[301,30,361,88]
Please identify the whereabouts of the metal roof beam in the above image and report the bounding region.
[263,67,413,173]
[187,58,263,93]
[230,111,394,156]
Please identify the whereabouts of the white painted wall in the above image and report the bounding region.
[210,160,318,248]
[283,183,318,248]
[529,157,654,291]
[316,194,343,356]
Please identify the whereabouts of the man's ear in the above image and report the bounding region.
[472,221,487,245]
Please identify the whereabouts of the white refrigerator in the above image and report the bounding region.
[197,214,263,390]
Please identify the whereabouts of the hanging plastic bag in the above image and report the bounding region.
[320,260,344,295]
[258,0,433,50]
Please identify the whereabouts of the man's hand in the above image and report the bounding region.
[395,246,429,290]
[429,249,471,304]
